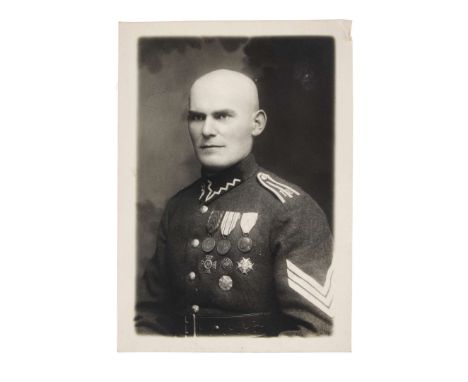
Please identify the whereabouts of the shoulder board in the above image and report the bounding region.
[257,172,300,204]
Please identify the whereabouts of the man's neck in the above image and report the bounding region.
[201,154,252,178]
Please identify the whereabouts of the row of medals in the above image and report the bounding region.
[200,210,256,291]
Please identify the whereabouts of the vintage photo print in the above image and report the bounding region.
[118,20,352,352]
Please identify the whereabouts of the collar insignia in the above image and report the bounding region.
[199,178,241,203]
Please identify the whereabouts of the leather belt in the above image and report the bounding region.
[181,312,279,336]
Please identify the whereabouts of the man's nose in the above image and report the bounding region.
[201,116,217,137]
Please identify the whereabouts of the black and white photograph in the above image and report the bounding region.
[118,20,352,351]
[5,0,468,378]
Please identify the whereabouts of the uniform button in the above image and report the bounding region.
[191,239,200,248]
[214,325,220,330]
[200,205,209,214]
[188,271,196,280]
[191,305,199,313]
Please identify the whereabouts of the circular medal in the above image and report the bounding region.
[220,257,233,272]
[237,236,253,253]
[217,239,231,255]
[201,237,216,252]
[219,275,233,291]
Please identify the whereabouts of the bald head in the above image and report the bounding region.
[187,69,267,172]
[190,69,259,112]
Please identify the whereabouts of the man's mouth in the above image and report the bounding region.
[200,145,224,149]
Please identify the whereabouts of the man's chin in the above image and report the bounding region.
[198,155,233,173]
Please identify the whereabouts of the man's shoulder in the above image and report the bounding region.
[253,167,314,209]
[254,168,331,232]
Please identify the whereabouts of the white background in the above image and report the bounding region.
[1,1,467,381]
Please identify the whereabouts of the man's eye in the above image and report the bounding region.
[188,114,205,122]
[214,113,231,120]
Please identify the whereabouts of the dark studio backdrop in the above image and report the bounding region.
[137,36,335,279]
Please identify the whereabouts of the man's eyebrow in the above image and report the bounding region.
[188,110,206,117]
[212,109,236,115]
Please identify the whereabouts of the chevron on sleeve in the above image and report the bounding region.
[286,259,334,318]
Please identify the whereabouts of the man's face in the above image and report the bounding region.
[188,75,256,172]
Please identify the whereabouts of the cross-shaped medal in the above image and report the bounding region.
[201,255,217,274]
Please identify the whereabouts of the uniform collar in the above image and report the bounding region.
[199,154,258,204]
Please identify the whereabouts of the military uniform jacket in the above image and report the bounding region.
[136,154,334,336]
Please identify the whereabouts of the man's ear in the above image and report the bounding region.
[251,109,267,137]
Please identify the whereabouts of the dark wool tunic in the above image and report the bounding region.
[136,154,334,336]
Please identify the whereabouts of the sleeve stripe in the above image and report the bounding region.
[287,278,334,318]
[287,266,333,299]
[286,259,333,297]
[287,270,333,306]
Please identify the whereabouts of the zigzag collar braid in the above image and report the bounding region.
[199,154,259,204]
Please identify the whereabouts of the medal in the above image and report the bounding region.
[237,257,254,275]
[201,237,216,252]
[237,236,253,253]
[219,275,233,291]
[206,210,224,234]
[220,257,233,272]
[217,211,240,255]
[238,212,258,253]
[201,255,217,274]
[216,239,231,255]
[220,211,241,236]
[202,210,223,253]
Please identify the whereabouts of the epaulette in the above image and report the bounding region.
[257,172,300,204]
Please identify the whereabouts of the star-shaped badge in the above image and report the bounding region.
[237,257,254,274]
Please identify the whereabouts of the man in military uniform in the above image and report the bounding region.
[135,69,334,336]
